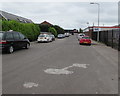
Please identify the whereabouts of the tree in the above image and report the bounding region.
[0,19,2,31]
[39,25,51,32]
[79,28,83,33]
[48,27,57,37]
[53,25,65,34]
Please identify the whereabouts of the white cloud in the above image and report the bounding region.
[1,2,118,29]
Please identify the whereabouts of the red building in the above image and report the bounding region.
[83,26,120,38]
[40,21,53,26]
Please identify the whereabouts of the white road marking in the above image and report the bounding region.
[44,63,89,75]
[73,63,89,68]
[23,82,38,88]
[44,69,73,75]
[96,92,98,94]
[63,63,89,70]
[32,93,36,94]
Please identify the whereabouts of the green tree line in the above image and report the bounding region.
[39,25,65,37]
[2,20,40,41]
[1,19,65,41]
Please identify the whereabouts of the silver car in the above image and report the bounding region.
[49,34,55,41]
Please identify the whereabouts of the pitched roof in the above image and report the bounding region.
[0,10,33,23]
[40,21,52,26]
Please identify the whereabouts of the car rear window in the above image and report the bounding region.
[39,35,45,37]
[39,34,49,37]
[58,34,62,36]
[80,35,84,36]
[0,33,3,40]
[82,37,90,39]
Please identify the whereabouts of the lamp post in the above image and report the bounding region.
[86,22,89,28]
[90,2,100,41]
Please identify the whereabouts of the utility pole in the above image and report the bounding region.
[90,2,100,41]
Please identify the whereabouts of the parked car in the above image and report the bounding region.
[0,31,30,53]
[79,36,91,45]
[57,34,65,39]
[71,32,74,35]
[78,33,85,40]
[37,34,52,43]
[64,33,70,37]
[49,34,55,41]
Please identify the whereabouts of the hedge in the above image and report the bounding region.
[2,20,40,41]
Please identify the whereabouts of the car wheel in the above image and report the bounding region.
[25,43,30,49]
[8,46,14,54]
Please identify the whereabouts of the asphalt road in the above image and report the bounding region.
[2,34,118,94]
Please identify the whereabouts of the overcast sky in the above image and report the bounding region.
[1,1,119,29]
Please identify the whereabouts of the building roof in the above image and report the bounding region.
[88,26,120,28]
[40,21,53,26]
[0,10,33,23]
[83,26,120,32]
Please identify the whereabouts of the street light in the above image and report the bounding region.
[87,22,89,27]
[90,2,100,41]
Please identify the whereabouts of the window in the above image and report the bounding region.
[13,32,20,40]
[19,33,25,40]
[0,33,3,40]
[19,19,23,22]
[17,18,20,22]
[26,21,30,23]
[39,34,46,37]
[24,20,27,23]
[82,37,90,39]
[5,33,14,40]
[7,19,11,21]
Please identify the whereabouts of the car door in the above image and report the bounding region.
[13,32,21,49]
[18,32,26,47]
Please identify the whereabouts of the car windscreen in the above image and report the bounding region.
[79,34,84,36]
[58,34,62,36]
[46,35,50,37]
[0,33,3,40]
[39,35,46,37]
[82,37,90,39]
[39,35,49,37]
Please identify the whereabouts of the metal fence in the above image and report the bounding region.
[92,29,120,51]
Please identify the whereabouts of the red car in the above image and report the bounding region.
[79,36,91,45]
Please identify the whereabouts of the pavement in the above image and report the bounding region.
[2,33,118,94]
